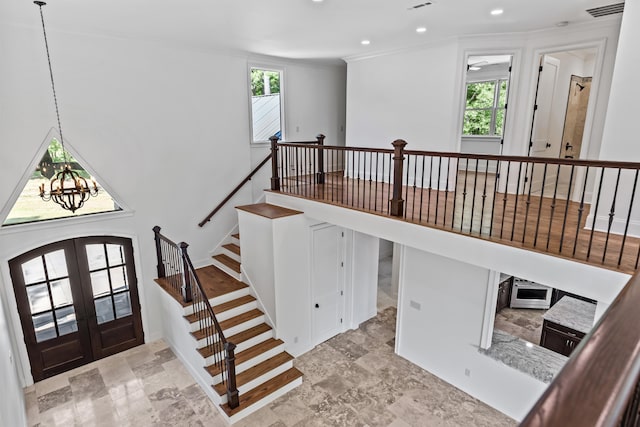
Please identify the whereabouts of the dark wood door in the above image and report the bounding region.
[75,236,144,359]
[9,237,144,382]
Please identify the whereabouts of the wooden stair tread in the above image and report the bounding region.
[213,254,241,273]
[191,309,264,341]
[193,265,247,298]
[213,352,294,396]
[206,338,284,377]
[232,233,240,240]
[223,243,241,256]
[220,368,304,417]
[197,323,272,358]
[184,295,257,324]
[236,203,303,219]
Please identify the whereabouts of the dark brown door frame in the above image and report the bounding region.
[9,236,144,382]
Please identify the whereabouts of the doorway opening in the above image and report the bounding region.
[528,47,597,197]
[377,239,398,312]
[9,236,144,381]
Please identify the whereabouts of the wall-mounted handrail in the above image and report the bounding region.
[198,154,272,228]
[520,271,640,426]
[153,226,239,408]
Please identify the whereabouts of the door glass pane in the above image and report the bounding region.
[26,283,51,313]
[106,244,124,266]
[50,279,73,308]
[114,292,132,319]
[94,296,114,324]
[86,244,107,270]
[44,250,68,280]
[110,266,128,293]
[32,312,56,342]
[90,270,111,297]
[55,306,77,336]
[22,257,45,285]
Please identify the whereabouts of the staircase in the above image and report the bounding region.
[157,232,303,423]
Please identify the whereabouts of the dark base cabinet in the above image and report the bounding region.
[540,320,585,357]
[496,276,513,313]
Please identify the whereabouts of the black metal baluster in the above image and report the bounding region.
[619,169,639,267]
[574,167,590,257]
[388,153,392,214]
[500,161,511,239]
[545,164,562,250]
[521,162,535,243]
[489,159,500,237]
[375,153,379,212]
[452,158,459,229]
[443,157,451,227]
[460,159,469,232]
[533,163,548,247]
[559,165,576,253]
[403,154,410,218]
[427,157,433,223]
[412,154,418,221]
[602,168,622,263]
[352,151,356,208]
[480,159,489,235]
[510,162,523,241]
[587,168,605,260]
[419,156,426,223]
[357,151,362,209]
[435,157,442,225]
[470,158,480,233]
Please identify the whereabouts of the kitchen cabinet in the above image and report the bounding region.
[496,276,512,313]
[540,320,584,356]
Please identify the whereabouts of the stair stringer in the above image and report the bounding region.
[240,264,276,331]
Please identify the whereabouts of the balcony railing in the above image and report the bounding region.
[269,137,640,273]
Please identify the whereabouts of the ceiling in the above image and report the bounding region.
[1,0,624,60]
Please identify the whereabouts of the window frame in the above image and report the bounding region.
[462,78,508,137]
[248,65,285,145]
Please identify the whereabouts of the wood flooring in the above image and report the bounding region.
[276,171,640,274]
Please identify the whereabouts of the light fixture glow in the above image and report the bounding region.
[416,26,427,33]
[361,39,371,45]
[468,66,481,71]
[491,8,504,16]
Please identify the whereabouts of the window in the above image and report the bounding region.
[250,67,283,143]
[2,137,122,226]
[463,79,508,136]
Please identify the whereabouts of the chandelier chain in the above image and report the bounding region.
[37,2,69,166]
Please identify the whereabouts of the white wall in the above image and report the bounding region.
[346,20,621,161]
[0,291,26,427]
[347,231,378,328]
[397,246,546,420]
[0,16,346,391]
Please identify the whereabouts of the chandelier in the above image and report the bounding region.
[35,1,98,212]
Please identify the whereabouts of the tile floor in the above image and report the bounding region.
[25,307,515,426]
[494,307,546,345]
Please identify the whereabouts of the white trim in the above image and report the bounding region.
[240,265,277,330]
[394,243,405,355]
[480,270,500,350]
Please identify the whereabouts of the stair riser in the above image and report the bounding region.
[203,331,273,365]
[219,248,241,263]
[181,287,251,316]
[211,259,242,281]
[188,301,258,331]
[230,236,240,247]
[218,360,294,402]
[225,378,303,424]
[208,343,286,384]
[194,316,265,347]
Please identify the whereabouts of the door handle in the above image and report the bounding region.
[315,303,319,308]
[545,143,551,148]
[564,155,574,159]
[565,142,573,151]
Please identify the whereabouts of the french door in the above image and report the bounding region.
[9,236,144,381]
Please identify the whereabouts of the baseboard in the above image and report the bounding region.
[584,214,640,237]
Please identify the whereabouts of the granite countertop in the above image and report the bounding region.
[480,330,567,383]
[543,296,596,334]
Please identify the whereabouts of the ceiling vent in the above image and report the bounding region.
[586,2,624,18]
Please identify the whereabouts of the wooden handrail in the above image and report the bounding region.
[520,271,640,426]
[198,154,272,227]
[153,226,239,409]
[277,142,640,169]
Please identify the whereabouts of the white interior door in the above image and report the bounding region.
[311,224,344,345]
[530,55,560,194]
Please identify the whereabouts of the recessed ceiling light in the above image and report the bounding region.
[416,26,427,33]
[312,0,324,2]
[491,8,504,16]
[361,40,371,45]
[469,66,481,71]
